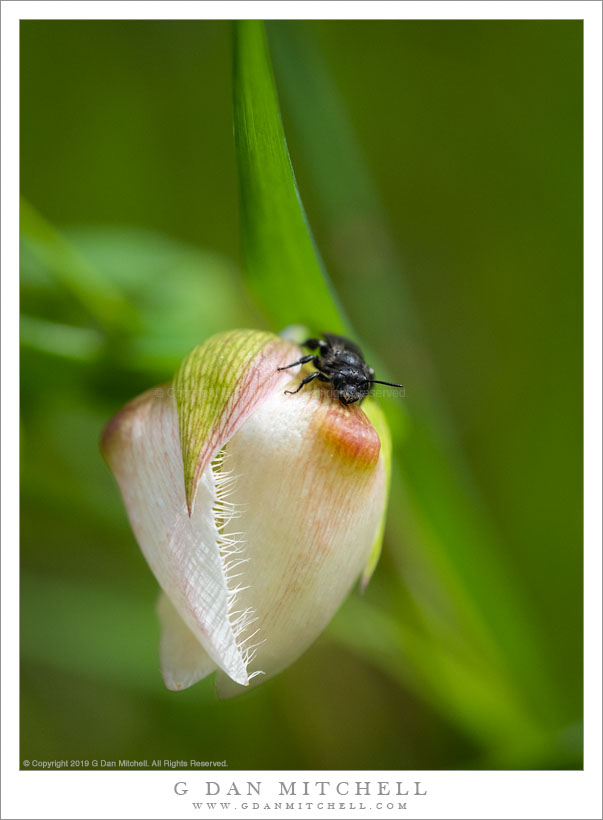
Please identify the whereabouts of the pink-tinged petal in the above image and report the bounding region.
[174,330,300,513]
[101,387,249,685]
[211,377,387,697]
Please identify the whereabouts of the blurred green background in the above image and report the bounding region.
[20,20,582,769]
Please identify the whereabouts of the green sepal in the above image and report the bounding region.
[174,329,276,512]
[360,397,393,590]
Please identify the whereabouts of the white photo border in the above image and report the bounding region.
[2,2,601,819]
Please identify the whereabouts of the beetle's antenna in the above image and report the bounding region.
[364,379,404,388]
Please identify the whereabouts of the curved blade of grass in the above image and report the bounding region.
[233,21,349,335]
[235,20,564,741]
[233,19,397,619]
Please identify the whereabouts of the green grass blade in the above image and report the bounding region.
[233,21,349,335]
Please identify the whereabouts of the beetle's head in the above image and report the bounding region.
[331,370,371,405]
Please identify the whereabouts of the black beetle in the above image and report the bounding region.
[277,332,403,406]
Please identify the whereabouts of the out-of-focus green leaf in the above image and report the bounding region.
[20,198,137,334]
[20,223,258,374]
[233,21,349,335]
[21,315,104,362]
[63,226,259,372]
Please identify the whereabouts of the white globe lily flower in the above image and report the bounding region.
[101,329,392,696]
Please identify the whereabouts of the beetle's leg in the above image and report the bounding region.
[284,370,323,395]
[302,338,328,353]
[277,354,316,371]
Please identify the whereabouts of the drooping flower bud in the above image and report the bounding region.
[101,329,391,695]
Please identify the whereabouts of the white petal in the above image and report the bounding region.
[214,380,386,696]
[157,592,217,690]
[101,388,248,685]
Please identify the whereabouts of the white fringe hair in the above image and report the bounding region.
[211,448,265,681]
